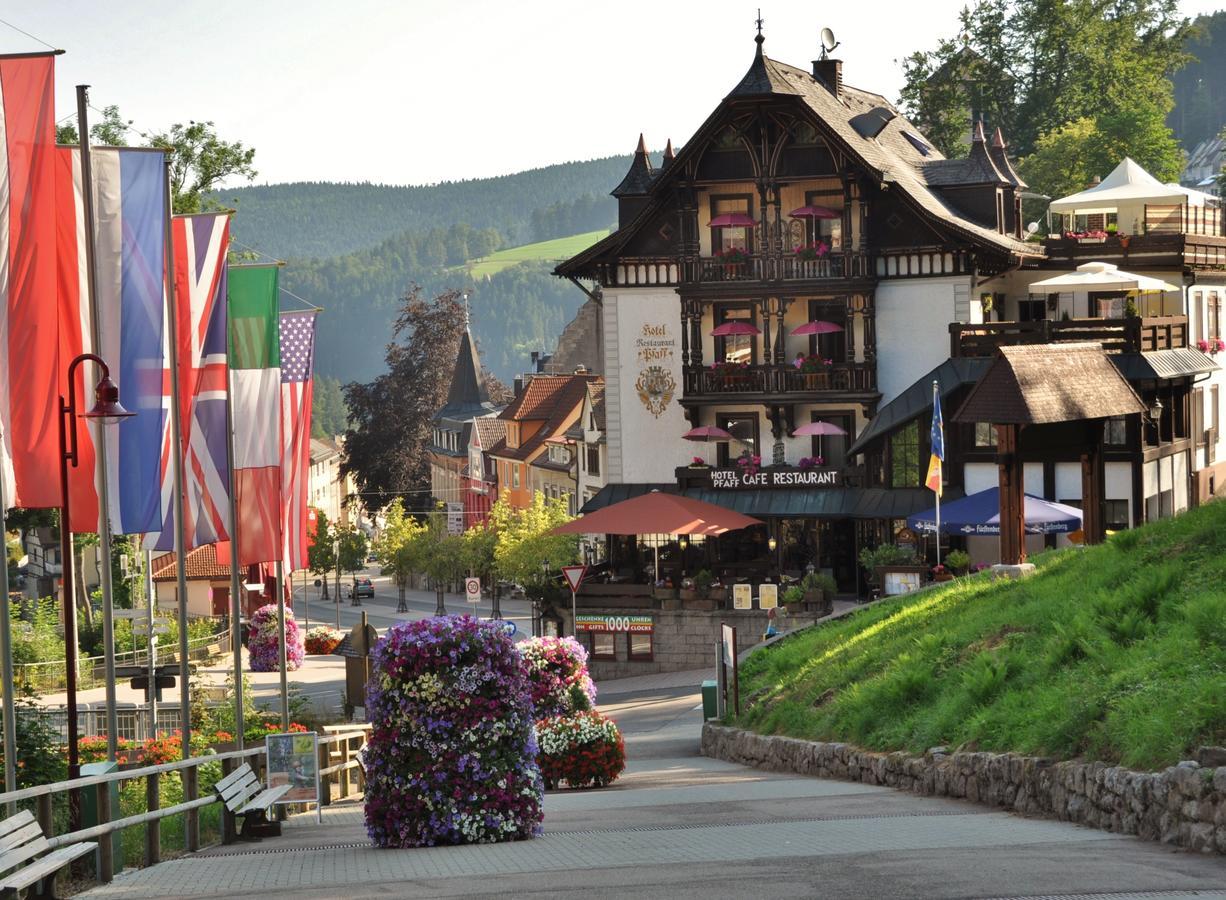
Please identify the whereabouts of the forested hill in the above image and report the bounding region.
[1169,11,1226,151]
[219,154,628,259]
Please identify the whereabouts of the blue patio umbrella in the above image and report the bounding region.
[907,487,1083,536]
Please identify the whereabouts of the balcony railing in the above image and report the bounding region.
[687,251,867,284]
[950,316,1189,358]
[682,361,876,397]
[1144,204,1222,237]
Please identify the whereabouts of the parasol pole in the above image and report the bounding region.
[933,380,942,569]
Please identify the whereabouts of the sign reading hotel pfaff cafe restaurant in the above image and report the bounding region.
[707,468,842,489]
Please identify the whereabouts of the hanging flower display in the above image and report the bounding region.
[363,616,544,848]
[536,710,626,789]
[518,636,598,719]
[246,604,304,672]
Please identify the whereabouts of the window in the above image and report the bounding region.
[1213,386,1221,442]
[807,300,847,362]
[628,631,653,661]
[588,632,615,660]
[902,130,931,156]
[710,195,753,254]
[715,305,756,364]
[973,422,998,448]
[512,465,520,489]
[1211,293,1222,340]
[889,420,921,488]
[1104,500,1129,531]
[1104,417,1127,446]
[811,412,853,469]
[1017,298,1046,322]
[716,413,759,466]
[586,446,600,476]
[804,189,844,250]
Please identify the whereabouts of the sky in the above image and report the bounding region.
[5,0,1224,188]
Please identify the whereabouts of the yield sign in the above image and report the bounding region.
[561,565,588,593]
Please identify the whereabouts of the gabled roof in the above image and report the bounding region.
[953,343,1146,425]
[471,416,506,451]
[557,39,1037,279]
[493,374,601,462]
[435,329,497,422]
[310,437,340,463]
[151,544,230,582]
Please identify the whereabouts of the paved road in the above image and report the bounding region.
[81,677,1226,899]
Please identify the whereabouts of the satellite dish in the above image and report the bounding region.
[820,27,840,58]
[1026,221,1039,235]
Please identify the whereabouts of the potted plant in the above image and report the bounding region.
[797,455,825,469]
[931,563,954,583]
[859,544,924,595]
[801,571,837,614]
[1106,222,1118,234]
[793,240,829,261]
[681,569,717,610]
[710,359,749,388]
[689,456,709,469]
[1124,297,1139,319]
[792,354,833,389]
[782,585,805,612]
[944,549,971,576]
[735,453,762,478]
[715,246,749,276]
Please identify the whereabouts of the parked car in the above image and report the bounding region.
[349,577,374,599]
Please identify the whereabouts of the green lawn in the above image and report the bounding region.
[735,499,1226,770]
[466,229,610,278]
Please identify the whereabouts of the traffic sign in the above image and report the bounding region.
[465,577,482,604]
[132,621,170,635]
[561,565,587,593]
[112,608,150,619]
[500,620,517,637]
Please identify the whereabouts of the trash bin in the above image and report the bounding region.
[701,680,718,720]
[81,761,123,875]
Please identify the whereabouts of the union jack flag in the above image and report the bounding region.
[146,213,232,551]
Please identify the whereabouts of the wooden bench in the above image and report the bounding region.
[215,764,290,840]
[0,809,96,899]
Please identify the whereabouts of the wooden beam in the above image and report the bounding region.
[996,423,1025,565]
[1081,420,1106,544]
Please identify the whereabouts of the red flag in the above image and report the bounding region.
[0,53,59,509]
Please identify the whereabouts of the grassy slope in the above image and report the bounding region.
[466,229,610,278]
[736,500,1226,769]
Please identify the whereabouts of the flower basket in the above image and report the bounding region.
[246,604,304,672]
[363,616,544,848]
[536,711,626,790]
[519,636,597,719]
[304,626,343,655]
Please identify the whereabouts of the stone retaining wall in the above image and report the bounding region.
[701,723,1226,854]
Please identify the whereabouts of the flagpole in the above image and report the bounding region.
[276,560,289,731]
[933,379,942,569]
[160,155,193,761]
[223,344,245,750]
[0,469,16,813]
[75,86,121,762]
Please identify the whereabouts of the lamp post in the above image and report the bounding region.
[1150,397,1165,520]
[334,538,341,630]
[58,353,134,825]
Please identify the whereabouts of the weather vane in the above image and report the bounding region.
[755,9,763,37]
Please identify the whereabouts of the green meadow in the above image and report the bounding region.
[466,229,610,278]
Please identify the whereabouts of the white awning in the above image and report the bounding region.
[1049,158,1185,213]
[1029,261,1179,293]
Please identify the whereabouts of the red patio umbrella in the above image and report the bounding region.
[683,425,735,465]
[790,320,845,336]
[550,491,761,537]
[709,212,756,227]
[789,205,840,220]
[710,321,761,337]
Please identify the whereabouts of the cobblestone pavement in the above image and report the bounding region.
[80,684,1226,899]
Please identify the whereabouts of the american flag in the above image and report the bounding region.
[146,213,232,550]
[280,311,318,570]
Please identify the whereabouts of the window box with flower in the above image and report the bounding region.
[793,240,829,261]
[710,359,750,389]
[715,246,750,276]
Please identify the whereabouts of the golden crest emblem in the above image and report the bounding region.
[635,365,675,418]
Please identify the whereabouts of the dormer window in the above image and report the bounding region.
[902,130,931,156]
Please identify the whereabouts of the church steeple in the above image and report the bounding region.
[434,326,497,421]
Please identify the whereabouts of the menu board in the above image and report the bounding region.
[732,583,753,610]
[758,583,778,610]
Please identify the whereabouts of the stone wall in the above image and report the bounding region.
[702,724,1226,854]
[579,608,823,681]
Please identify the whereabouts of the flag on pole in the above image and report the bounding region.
[228,265,281,564]
[56,146,168,533]
[146,213,232,550]
[0,53,59,510]
[926,386,944,497]
[279,311,317,571]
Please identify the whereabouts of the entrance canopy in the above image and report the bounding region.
[908,487,1082,536]
[552,490,761,537]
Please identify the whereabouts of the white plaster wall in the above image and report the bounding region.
[876,276,969,405]
[605,288,693,483]
[1054,462,1081,501]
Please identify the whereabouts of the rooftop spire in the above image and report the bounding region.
[972,119,987,143]
[755,9,765,53]
[611,133,655,197]
[663,139,675,163]
[434,328,497,422]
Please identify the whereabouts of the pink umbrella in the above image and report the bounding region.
[792,420,847,459]
[790,320,845,336]
[683,425,734,466]
[709,212,756,227]
[710,321,761,337]
[789,205,840,220]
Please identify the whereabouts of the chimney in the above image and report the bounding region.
[513,376,523,397]
[812,58,842,99]
[530,351,540,366]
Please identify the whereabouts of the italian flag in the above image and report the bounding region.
[227,265,281,564]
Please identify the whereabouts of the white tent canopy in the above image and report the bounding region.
[1049,158,1185,214]
[1029,261,1180,293]
[1163,182,1220,207]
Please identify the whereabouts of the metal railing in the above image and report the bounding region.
[13,626,230,693]
[0,725,370,886]
[682,361,876,397]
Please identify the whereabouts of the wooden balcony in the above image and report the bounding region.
[950,316,1189,358]
[1042,231,1226,270]
[595,251,872,288]
[681,361,877,401]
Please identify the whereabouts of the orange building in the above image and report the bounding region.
[488,371,602,510]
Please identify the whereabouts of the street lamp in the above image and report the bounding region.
[57,353,133,819]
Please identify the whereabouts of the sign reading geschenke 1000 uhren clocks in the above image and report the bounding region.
[709,468,840,489]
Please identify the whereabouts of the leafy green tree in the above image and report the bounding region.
[490,494,578,603]
[336,524,369,598]
[374,499,426,612]
[307,509,337,601]
[55,104,131,146]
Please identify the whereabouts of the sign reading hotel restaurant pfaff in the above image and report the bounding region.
[575,614,654,634]
[709,468,841,489]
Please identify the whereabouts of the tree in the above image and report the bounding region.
[341,287,467,511]
[336,524,369,599]
[899,0,1192,158]
[307,509,337,601]
[374,499,426,613]
[490,494,578,605]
